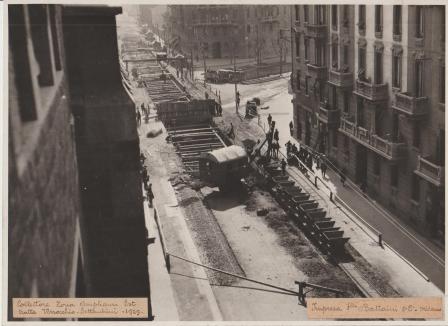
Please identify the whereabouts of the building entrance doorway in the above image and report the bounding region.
[305,112,311,146]
[296,109,302,140]
[355,144,368,185]
[212,42,221,58]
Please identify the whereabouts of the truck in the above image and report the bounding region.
[199,145,249,191]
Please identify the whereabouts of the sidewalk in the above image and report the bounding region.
[277,141,444,295]
[139,119,223,321]
[143,195,179,321]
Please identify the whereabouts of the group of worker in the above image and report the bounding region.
[136,102,151,127]
[140,153,154,207]
[210,95,223,116]
[266,115,282,159]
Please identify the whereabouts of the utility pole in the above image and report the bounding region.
[234,51,238,114]
[202,44,207,86]
[279,29,283,76]
[232,28,239,114]
[190,48,194,79]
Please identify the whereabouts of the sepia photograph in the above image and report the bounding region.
[3,1,446,323]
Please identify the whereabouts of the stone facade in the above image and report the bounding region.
[291,5,445,241]
[8,4,152,320]
[8,4,82,320]
[165,5,291,61]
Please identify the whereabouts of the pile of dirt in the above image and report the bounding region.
[174,180,245,286]
[347,245,400,298]
[244,186,361,298]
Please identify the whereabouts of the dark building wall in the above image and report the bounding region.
[61,6,151,308]
[8,5,81,319]
[8,4,152,320]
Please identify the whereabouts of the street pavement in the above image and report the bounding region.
[210,77,445,293]
[121,17,444,320]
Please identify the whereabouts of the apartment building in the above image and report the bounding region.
[8,4,152,319]
[165,5,290,61]
[291,5,445,241]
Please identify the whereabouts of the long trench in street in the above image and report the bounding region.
[120,26,440,320]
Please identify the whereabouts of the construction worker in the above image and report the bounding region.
[147,183,154,207]
[228,123,235,139]
[281,158,287,175]
[340,168,347,187]
[289,121,294,136]
[321,160,327,178]
[136,110,141,126]
[274,142,280,158]
[274,129,279,142]
[267,113,272,126]
[285,140,292,156]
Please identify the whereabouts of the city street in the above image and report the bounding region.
[118,7,444,321]
[6,3,445,324]
[207,76,445,291]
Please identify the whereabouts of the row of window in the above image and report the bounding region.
[295,5,438,40]
[294,5,326,25]
[295,34,443,101]
[358,44,444,101]
[246,5,287,19]
[10,5,62,123]
[359,5,425,39]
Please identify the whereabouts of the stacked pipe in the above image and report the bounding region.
[261,161,350,256]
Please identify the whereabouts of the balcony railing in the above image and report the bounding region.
[261,16,279,23]
[354,79,388,101]
[305,23,327,38]
[329,70,353,88]
[340,116,356,134]
[307,63,327,80]
[340,117,407,160]
[415,156,444,186]
[392,93,429,116]
[318,103,340,124]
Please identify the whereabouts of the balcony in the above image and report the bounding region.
[392,93,429,117]
[307,63,327,80]
[415,156,444,187]
[353,79,388,101]
[340,117,407,160]
[393,33,402,42]
[318,103,340,124]
[192,18,236,26]
[305,23,327,38]
[328,70,353,88]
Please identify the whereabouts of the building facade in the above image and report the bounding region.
[165,5,291,61]
[8,4,152,320]
[291,5,445,241]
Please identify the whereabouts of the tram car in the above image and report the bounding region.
[205,69,219,83]
[199,145,249,191]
